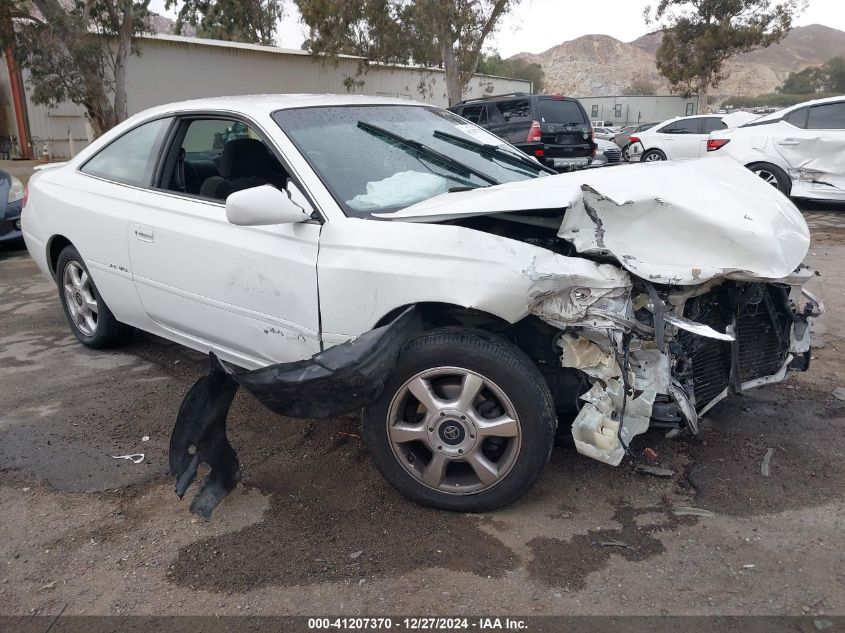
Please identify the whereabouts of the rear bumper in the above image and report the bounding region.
[514,142,593,171]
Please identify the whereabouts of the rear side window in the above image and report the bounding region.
[659,118,702,134]
[538,98,587,125]
[785,107,808,128]
[807,103,845,129]
[81,118,171,187]
[496,99,531,122]
[460,105,488,125]
[704,117,728,133]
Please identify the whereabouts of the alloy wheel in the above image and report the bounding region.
[386,367,522,495]
[63,261,98,336]
[753,168,779,187]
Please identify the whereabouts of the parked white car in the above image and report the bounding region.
[705,96,845,201]
[628,112,758,162]
[22,95,821,512]
[592,127,617,141]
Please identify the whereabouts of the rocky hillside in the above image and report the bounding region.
[513,24,845,99]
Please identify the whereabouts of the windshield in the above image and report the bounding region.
[272,105,545,217]
[537,99,588,125]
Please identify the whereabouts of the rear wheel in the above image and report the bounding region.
[641,149,666,162]
[362,327,557,512]
[747,162,791,196]
[56,245,133,348]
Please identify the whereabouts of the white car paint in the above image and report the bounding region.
[630,112,758,162]
[705,95,845,201]
[592,127,617,141]
[22,94,821,470]
[379,158,809,286]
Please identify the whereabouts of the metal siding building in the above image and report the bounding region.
[2,34,531,159]
[577,95,700,126]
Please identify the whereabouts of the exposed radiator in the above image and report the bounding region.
[677,284,792,411]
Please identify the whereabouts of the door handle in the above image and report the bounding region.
[134,225,154,243]
[777,139,801,146]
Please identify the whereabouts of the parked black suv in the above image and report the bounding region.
[449,93,596,171]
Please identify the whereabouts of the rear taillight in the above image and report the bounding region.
[534,148,544,157]
[628,136,640,144]
[526,120,542,143]
[22,186,28,207]
[707,138,730,152]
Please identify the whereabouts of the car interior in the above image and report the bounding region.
[162,118,288,201]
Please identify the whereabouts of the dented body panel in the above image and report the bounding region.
[707,96,845,202]
[375,157,820,465]
[381,158,810,286]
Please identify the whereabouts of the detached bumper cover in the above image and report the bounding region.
[170,308,423,518]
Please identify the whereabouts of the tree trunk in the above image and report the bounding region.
[112,1,134,123]
[441,39,463,106]
[33,0,118,136]
[698,88,709,114]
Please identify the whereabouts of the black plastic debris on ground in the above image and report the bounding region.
[169,308,423,519]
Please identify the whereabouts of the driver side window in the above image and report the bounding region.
[162,118,288,201]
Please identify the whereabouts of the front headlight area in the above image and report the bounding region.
[527,266,669,467]
[8,175,25,204]
[529,269,822,468]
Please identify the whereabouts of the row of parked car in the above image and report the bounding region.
[449,92,845,202]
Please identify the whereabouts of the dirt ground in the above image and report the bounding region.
[1,192,844,618]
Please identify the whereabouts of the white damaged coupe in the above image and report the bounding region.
[22,95,823,511]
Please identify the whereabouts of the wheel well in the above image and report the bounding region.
[373,303,587,418]
[47,235,73,278]
[745,161,792,194]
[374,302,511,332]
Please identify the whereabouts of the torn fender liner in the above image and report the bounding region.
[169,307,423,519]
[170,363,240,519]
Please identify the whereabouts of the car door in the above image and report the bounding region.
[774,101,845,197]
[127,115,322,368]
[659,117,705,159]
[72,116,174,326]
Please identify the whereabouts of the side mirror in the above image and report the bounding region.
[225,184,311,226]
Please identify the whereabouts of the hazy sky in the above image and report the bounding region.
[149,0,845,57]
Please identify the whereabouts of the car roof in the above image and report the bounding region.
[749,94,845,124]
[127,94,432,121]
[454,93,578,107]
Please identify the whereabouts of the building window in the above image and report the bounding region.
[686,102,695,116]
[591,105,599,118]
[614,104,622,118]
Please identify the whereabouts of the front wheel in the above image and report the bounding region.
[362,327,557,512]
[56,245,133,348]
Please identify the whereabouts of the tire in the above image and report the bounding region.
[746,162,791,196]
[56,245,133,348]
[362,327,557,512]
[641,149,666,162]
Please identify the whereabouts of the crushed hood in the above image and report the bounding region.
[376,157,810,285]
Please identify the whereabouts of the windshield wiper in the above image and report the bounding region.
[357,121,500,186]
[433,130,557,175]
